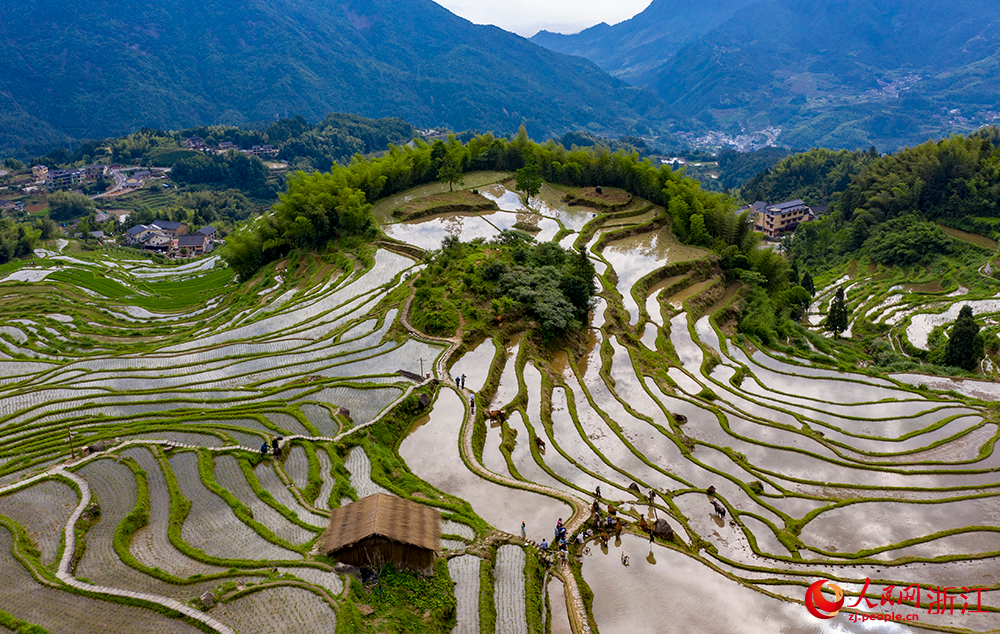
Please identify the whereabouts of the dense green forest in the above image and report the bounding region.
[0,218,55,264]
[110,114,416,173]
[714,147,790,191]
[786,129,1000,270]
[170,152,274,199]
[0,0,669,155]
[412,232,596,339]
[739,147,877,206]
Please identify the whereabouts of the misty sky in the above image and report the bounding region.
[434,0,654,36]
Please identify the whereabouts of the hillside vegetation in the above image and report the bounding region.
[786,128,1000,270]
[411,232,596,340]
[222,132,786,292]
[0,0,671,154]
[534,0,1000,150]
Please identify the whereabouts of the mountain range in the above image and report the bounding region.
[533,0,1000,150]
[530,0,757,85]
[0,0,675,154]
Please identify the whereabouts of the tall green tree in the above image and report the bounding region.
[516,161,542,204]
[826,286,848,336]
[438,152,464,192]
[47,191,94,222]
[944,305,984,371]
[801,271,815,295]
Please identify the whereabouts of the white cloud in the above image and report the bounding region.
[434,0,653,36]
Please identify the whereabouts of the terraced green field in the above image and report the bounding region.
[0,183,997,633]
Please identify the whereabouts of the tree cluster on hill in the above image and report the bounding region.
[556,131,654,156]
[412,231,596,340]
[785,129,1000,271]
[0,217,54,264]
[740,147,877,206]
[222,130,787,292]
[120,190,257,233]
[170,152,273,199]
[48,191,94,223]
[715,147,790,191]
[183,114,416,172]
[943,305,985,371]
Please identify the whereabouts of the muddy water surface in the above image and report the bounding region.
[383,213,499,250]
[399,389,571,539]
[453,338,495,393]
[584,534,911,633]
[602,231,708,325]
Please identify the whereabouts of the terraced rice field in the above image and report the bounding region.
[1,187,998,633]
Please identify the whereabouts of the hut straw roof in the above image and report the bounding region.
[320,493,441,554]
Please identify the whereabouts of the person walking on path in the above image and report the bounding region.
[461,374,466,388]
[595,485,601,499]
[260,442,268,457]
[540,539,548,550]
[521,521,526,539]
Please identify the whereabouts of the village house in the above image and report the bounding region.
[218,141,236,151]
[122,177,144,189]
[151,219,188,236]
[31,165,48,182]
[196,225,218,241]
[248,144,278,158]
[126,224,155,245]
[183,136,205,149]
[46,168,83,188]
[176,233,209,257]
[320,493,440,572]
[83,165,107,179]
[142,233,172,252]
[0,200,23,214]
[749,199,815,239]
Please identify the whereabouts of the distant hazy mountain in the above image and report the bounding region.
[530,0,758,83]
[534,0,1000,150]
[655,0,1000,148]
[0,0,675,154]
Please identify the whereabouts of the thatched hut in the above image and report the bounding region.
[320,493,440,571]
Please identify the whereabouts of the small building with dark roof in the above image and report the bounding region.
[126,224,153,245]
[151,219,187,236]
[196,225,218,240]
[319,493,440,571]
[177,233,208,257]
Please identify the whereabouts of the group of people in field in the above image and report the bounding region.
[259,436,282,456]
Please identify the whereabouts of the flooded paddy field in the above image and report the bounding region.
[0,186,998,634]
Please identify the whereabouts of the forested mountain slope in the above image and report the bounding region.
[534,0,1000,150]
[529,0,756,83]
[0,0,673,154]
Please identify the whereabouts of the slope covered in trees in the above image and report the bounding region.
[534,0,1000,149]
[412,232,596,339]
[787,129,1000,270]
[222,133,786,287]
[0,0,673,154]
[530,0,756,83]
[739,148,877,206]
[109,114,417,173]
